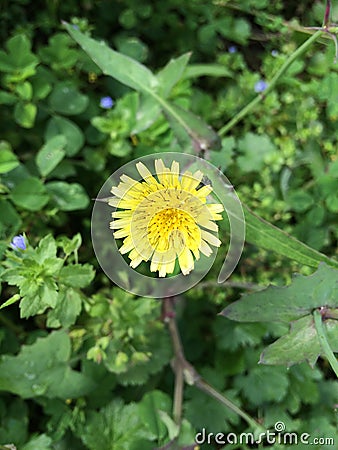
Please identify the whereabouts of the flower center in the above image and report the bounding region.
[148,208,200,252]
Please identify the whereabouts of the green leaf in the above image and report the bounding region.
[76,400,153,450]
[221,264,338,323]
[46,288,82,328]
[59,264,95,288]
[0,293,20,310]
[0,34,38,75]
[0,331,95,399]
[14,102,37,128]
[64,22,157,92]
[157,52,191,97]
[184,64,232,79]
[10,177,49,211]
[242,204,338,269]
[163,101,221,151]
[20,283,58,318]
[0,143,19,173]
[234,366,289,405]
[21,434,53,450]
[287,191,314,212]
[46,181,89,211]
[260,316,338,367]
[65,23,220,151]
[49,82,88,115]
[36,135,67,177]
[237,132,277,173]
[138,390,172,440]
[45,116,84,156]
[35,234,57,263]
[0,199,22,238]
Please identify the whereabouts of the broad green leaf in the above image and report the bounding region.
[49,82,88,115]
[10,177,49,211]
[65,23,221,152]
[46,181,89,211]
[45,116,84,156]
[59,264,95,288]
[243,204,338,270]
[35,234,57,263]
[184,64,232,79]
[20,283,58,318]
[0,331,95,399]
[131,94,161,134]
[138,390,172,440]
[36,135,67,177]
[64,22,157,91]
[0,143,19,173]
[221,264,338,323]
[14,102,37,128]
[0,90,16,104]
[157,52,191,97]
[260,316,338,367]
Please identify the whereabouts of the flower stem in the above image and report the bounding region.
[313,308,338,378]
[218,29,323,137]
[163,298,264,431]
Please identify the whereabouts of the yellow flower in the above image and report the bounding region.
[109,159,224,277]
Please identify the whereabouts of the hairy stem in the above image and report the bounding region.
[313,308,338,378]
[218,29,323,136]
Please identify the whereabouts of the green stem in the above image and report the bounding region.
[218,29,323,137]
[313,309,338,377]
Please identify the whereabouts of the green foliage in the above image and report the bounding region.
[0,1,337,449]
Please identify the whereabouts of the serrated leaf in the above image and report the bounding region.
[221,264,338,323]
[243,204,338,270]
[46,288,82,328]
[36,135,67,176]
[0,331,95,399]
[260,316,338,367]
[234,366,289,405]
[59,264,95,288]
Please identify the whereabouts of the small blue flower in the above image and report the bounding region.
[254,80,268,93]
[271,49,278,57]
[10,235,26,250]
[228,45,237,54]
[100,96,114,109]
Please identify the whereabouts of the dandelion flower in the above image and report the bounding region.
[109,159,224,277]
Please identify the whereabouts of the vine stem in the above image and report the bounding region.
[163,298,264,432]
[313,309,338,378]
[218,29,323,137]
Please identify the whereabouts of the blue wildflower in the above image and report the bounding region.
[100,96,114,109]
[254,80,268,93]
[271,49,278,57]
[10,235,26,250]
[228,45,237,54]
